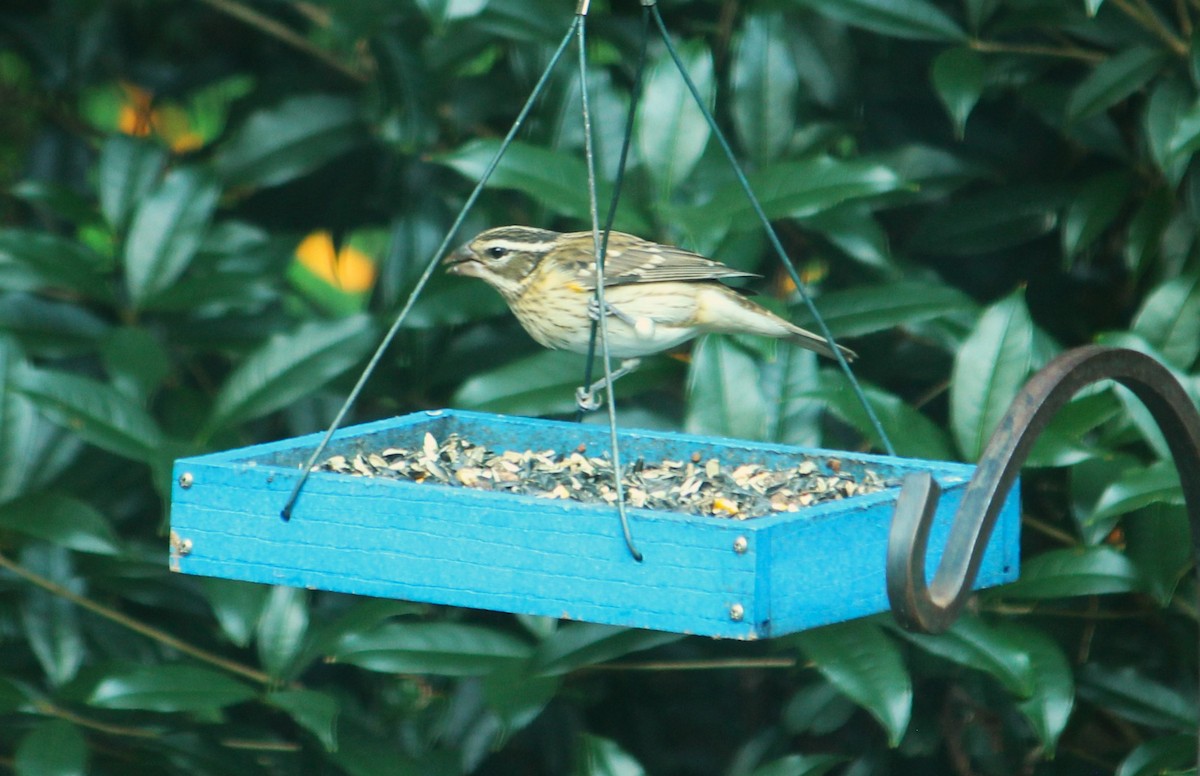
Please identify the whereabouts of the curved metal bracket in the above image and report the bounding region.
[887,345,1200,634]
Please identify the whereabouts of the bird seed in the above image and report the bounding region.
[313,432,896,519]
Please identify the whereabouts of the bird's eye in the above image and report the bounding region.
[486,246,508,259]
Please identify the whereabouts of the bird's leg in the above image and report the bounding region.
[587,297,657,339]
[575,358,642,412]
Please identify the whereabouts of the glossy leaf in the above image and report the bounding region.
[950,292,1036,461]
[268,689,339,751]
[1125,504,1192,606]
[1067,47,1167,122]
[931,47,984,137]
[1091,460,1183,523]
[256,586,310,680]
[20,545,84,686]
[794,0,965,41]
[15,720,87,776]
[791,280,977,338]
[88,664,257,711]
[791,620,911,746]
[204,313,376,435]
[97,134,167,231]
[1078,663,1197,731]
[688,156,905,232]
[799,204,895,271]
[0,292,109,358]
[532,622,683,676]
[811,372,955,460]
[0,229,111,296]
[1000,621,1075,750]
[1062,171,1130,260]
[215,94,364,188]
[0,492,120,554]
[331,622,532,676]
[908,185,1065,256]
[1131,272,1200,368]
[999,546,1142,599]
[0,338,40,503]
[13,365,164,463]
[483,659,562,729]
[1116,735,1195,776]
[637,40,714,196]
[762,347,821,447]
[731,14,798,162]
[749,754,846,776]
[123,166,221,305]
[1144,79,1193,185]
[434,139,649,234]
[575,733,646,776]
[893,615,1033,697]
[101,326,171,402]
[203,577,270,648]
[684,335,766,440]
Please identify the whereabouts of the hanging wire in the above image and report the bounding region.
[281,18,581,519]
[575,4,651,423]
[577,4,643,561]
[648,4,897,457]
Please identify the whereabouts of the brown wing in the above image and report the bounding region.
[558,230,759,289]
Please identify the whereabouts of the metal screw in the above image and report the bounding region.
[178,472,194,489]
[729,603,744,622]
[733,536,748,554]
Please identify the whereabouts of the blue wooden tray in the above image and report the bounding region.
[168,409,1019,639]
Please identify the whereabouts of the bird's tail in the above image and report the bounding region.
[787,327,857,362]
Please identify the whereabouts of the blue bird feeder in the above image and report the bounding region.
[169,409,1019,639]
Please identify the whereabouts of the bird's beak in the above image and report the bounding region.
[443,246,476,276]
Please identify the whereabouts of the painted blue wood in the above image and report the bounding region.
[169,409,1019,639]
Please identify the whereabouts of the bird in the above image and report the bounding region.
[444,226,855,409]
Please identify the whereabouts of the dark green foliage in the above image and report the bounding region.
[1,0,1198,773]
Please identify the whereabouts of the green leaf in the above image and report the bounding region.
[931,48,985,137]
[575,733,646,776]
[688,156,905,233]
[790,620,911,746]
[0,493,120,554]
[1067,47,1167,122]
[1116,735,1196,776]
[256,586,310,680]
[451,349,676,416]
[793,0,966,42]
[950,291,1036,461]
[1131,272,1200,369]
[749,754,846,776]
[1126,504,1193,606]
[434,139,649,233]
[101,326,171,403]
[812,373,955,460]
[1091,460,1183,523]
[13,365,164,463]
[791,280,977,338]
[331,622,532,676]
[0,292,109,358]
[123,166,221,305]
[87,664,257,711]
[532,622,683,676]
[731,14,799,162]
[15,720,87,776]
[637,40,714,196]
[97,134,168,231]
[268,689,339,751]
[909,185,1066,256]
[1145,79,1193,185]
[20,545,84,686]
[1000,621,1074,751]
[483,659,562,729]
[763,347,821,447]
[998,546,1142,598]
[1062,171,1130,260]
[892,615,1034,697]
[1079,663,1198,731]
[685,335,766,440]
[215,94,364,188]
[1124,186,1173,274]
[204,313,376,435]
[203,577,270,648]
[799,204,895,271]
[0,229,111,297]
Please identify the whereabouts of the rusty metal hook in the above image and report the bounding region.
[887,345,1200,634]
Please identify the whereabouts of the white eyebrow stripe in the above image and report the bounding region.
[480,239,555,253]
